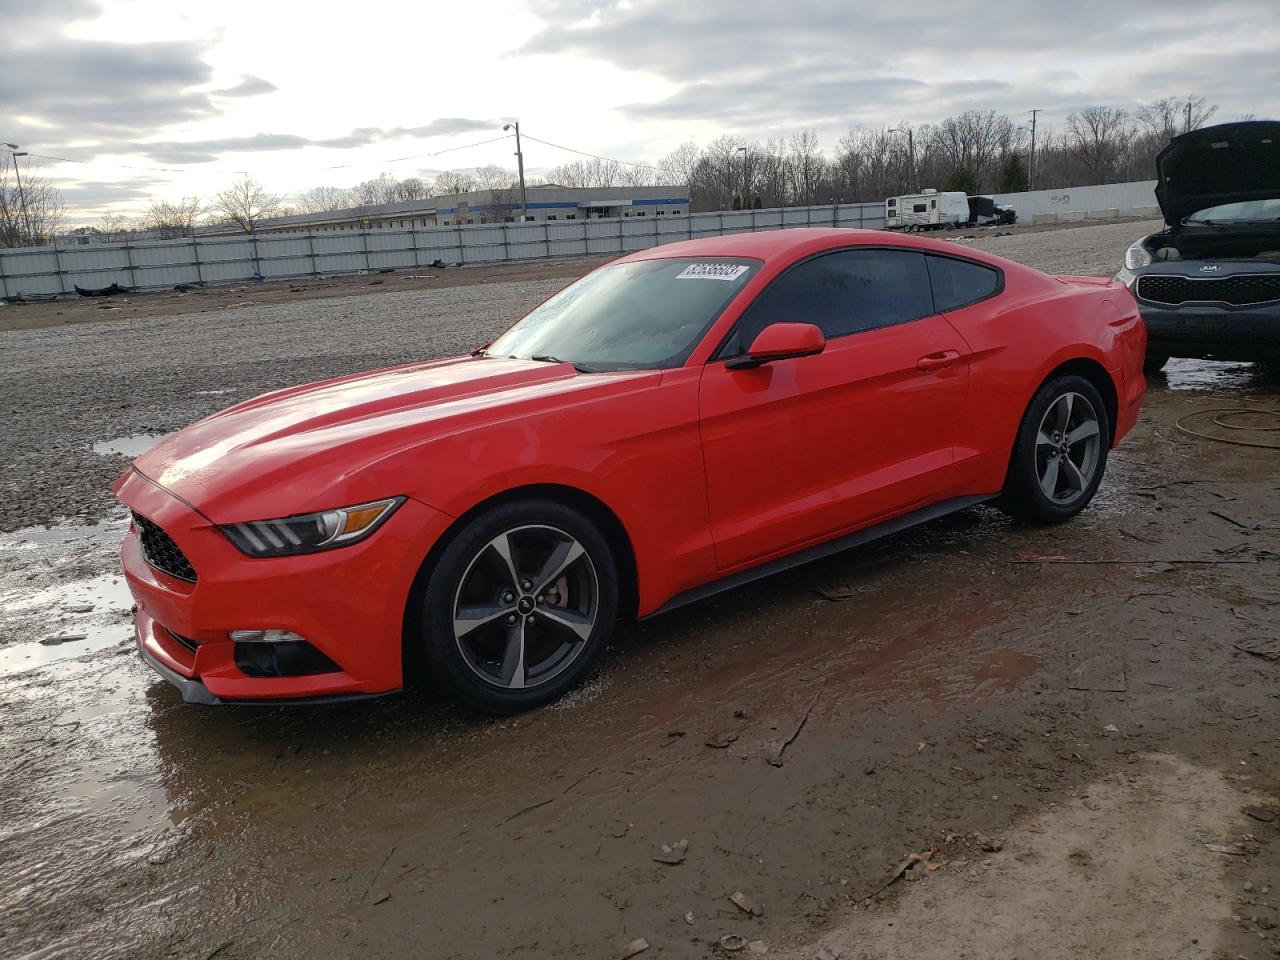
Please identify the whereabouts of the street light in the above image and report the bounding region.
[888,127,916,193]
[502,122,528,222]
[4,143,32,245]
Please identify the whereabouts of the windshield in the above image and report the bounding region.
[486,257,760,370]
[1185,198,1280,224]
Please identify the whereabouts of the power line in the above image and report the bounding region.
[317,132,515,170]
[519,133,656,170]
[13,131,518,179]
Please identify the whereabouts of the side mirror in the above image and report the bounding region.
[726,323,826,370]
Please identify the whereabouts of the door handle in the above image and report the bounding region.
[917,350,961,372]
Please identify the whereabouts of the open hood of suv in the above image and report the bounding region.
[1155,120,1280,226]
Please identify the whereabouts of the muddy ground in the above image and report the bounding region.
[2,220,1279,960]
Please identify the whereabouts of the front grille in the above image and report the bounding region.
[132,512,198,583]
[1138,273,1280,307]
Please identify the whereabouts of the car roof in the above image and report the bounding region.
[617,226,1010,269]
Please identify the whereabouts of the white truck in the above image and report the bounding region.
[884,189,971,231]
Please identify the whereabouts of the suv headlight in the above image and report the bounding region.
[1124,238,1153,270]
[220,497,404,557]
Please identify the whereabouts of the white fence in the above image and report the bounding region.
[992,180,1160,222]
[0,202,885,299]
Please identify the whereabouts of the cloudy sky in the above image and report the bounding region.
[4,0,1277,222]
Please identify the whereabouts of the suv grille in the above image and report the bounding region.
[133,512,198,583]
[1138,273,1280,307]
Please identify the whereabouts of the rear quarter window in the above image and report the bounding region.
[926,255,1002,311]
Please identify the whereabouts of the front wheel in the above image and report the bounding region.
[416,499,618,714]
[1000,374,1110,524]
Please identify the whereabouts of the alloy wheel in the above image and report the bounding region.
[452,524,599,690]
[1035,391,1102,505]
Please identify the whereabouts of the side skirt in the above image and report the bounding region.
[641,494,996,620]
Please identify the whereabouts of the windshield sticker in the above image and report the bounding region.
[675,263,750,282]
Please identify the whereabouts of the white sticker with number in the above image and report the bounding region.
[675,263,750,282]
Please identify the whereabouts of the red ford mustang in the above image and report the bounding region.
[115,228,1146,712]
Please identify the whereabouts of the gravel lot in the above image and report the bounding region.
[0,219,1159,533]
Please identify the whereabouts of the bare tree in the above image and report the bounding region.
[393,177,433,201]
[141,197,204,239]
[212,175,281,233]
[787,129,826,205]
[0,159,67,247]
[472,165,518,221]
[433,170,478,196]
[657,141,701,189]
[96,211,132,242]
[297,185,354,213]
[1065,106,1134,179]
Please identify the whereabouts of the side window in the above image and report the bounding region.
[729,249,934,352]
[912,203,927,213]
[926,255,1001,311]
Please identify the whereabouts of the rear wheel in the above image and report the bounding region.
[416,499,618,714]
[1000,374,1109,524]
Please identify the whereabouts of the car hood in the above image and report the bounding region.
[1155,120,1280,225]
[132,356,650,522]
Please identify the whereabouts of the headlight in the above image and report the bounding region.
[220,497,404,557]
[1124,239,1152,270]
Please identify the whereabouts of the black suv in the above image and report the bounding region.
[1115,121,1280,374]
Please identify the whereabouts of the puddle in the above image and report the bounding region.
[1162,358,1279,393]
[0,515,133,677]
[92,433,167,458]
[0,517,127,552]
[0,570,134,676]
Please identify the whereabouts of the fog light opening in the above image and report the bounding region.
[230,631,341,678]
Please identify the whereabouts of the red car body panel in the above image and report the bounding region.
[114,228,1145,702]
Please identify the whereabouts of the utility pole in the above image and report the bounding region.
[1184,98,1192,134]
[1027,110,1040,191]
[4,143,32,245]
[502,122,528,222]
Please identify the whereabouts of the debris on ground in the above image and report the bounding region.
[719,934,747,952]
[747,940,768,955]
[370,891,390,905]
[684,910,696,925]
[40,633,87,646]
[706,732,739,749]
[1235,638,1280,662]
[814,945,844,960]
[766,691,820,767]
[1245,806,1277,823]
[816,586,860,601]
[1203,841,1252,856]
[977,834,1004,853]
[729,891,764,916]
[652,839,688,865]
[620,937,649,958]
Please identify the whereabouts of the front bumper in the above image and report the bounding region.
[1137,300,1280,361]
[116,468,452,703]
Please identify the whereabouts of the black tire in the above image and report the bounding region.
[415,498,618,714]
[999,374,1110,524]
[1143,352,1170,375]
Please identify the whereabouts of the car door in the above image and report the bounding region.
[698,247,971,570]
